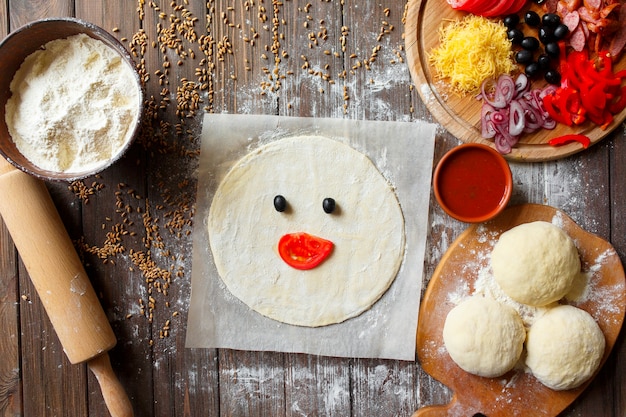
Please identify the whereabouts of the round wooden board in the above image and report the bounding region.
[404,0,626,162]
[413,204,626,417]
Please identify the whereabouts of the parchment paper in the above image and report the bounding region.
[185,114,437,361]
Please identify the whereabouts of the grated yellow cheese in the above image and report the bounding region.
[429,15,515,96]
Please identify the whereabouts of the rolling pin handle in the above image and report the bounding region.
[88,353,134,417]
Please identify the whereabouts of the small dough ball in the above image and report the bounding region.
[491,221,580,306]
[443,296,526,378]
[526,305,605,390]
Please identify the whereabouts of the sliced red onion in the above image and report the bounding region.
[528,89,556,130]
[540,85,558,98]
[481,104,497,138]
[480,78,505,108]
[494,133,513,154]
[521,100,543,132]
[491,108,509,126]
[542,117,557,130]
[496,74,516,106]
[480,75,560,154]
[509,100,525,136]
[514,73,529,98]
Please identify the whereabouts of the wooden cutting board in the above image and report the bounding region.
[404,0,626,162]
[413,204,626,417]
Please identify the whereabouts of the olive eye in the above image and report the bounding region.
[322,197,336,214]
[274,195,287,212]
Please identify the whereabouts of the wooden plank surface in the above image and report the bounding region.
[0,1,625,417]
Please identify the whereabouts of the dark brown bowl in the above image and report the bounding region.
[0,17,143,181]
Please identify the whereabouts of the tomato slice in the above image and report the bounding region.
[278,232,334,270]
[480,0,515,17]
[470,0,508,14]
[500,0,527,16]
[447,0,491,13]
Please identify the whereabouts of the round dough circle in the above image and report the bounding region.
[208,136,405,327]
[443,296,526,378]
[526,305,605,390]
[491,221,580,306]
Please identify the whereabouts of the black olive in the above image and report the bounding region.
[515,49,534,64]
[533,0,546,4]
[525,62,541,78]
[545,69,561,85]
[521,36,540,51]
[553,23,569,40]
[537,54,551,69]
[507,28,524,44]
[524,11,540,26]
[541,13,561,27]
[545,42,560,58]
[322,198,336,214]
[274,195,287,212]
[539,26,555,44]
[503,14,520,29]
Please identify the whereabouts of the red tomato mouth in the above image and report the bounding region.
[278,232,334,270]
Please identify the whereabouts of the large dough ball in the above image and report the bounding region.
[491,221,580,306]
[526,305,605,390]
[443,296,526,378]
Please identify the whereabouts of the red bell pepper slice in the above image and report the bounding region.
[564,91,586,125]
[548,134,591,149]
[581,84,606,113]
[543,93,573,126]
[547,47,625,131]
[609,86,626,114]
[595,51,614,79]
[586,110,613,130]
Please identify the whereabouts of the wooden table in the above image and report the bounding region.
[0,1,625,416]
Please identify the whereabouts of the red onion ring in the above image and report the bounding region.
[509,100,525,137]
[479,74,557,154]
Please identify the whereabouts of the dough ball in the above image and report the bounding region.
[491,221,580,306]
[443,296,526,378]
[526,305,605,390]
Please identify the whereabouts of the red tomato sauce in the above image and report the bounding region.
[436,147,509,219]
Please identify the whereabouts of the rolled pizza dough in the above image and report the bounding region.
[207,135,405,327]
[526,304,605,390]
[490,221,580,306]
[443,296,526,378]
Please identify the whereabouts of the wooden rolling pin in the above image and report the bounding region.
[0,157,133,417]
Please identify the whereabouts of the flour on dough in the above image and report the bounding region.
[443,295,526,378]
[525,304,605,390]
[491,221,580,306]
[207,136,406,327]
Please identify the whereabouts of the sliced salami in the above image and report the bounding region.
[608,4,626,59]
[563,11,581,31]
[569,24,587,51]
[583,0,602,16]
[578,6,598,23]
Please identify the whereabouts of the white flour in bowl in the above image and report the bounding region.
[5,33,140,174]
